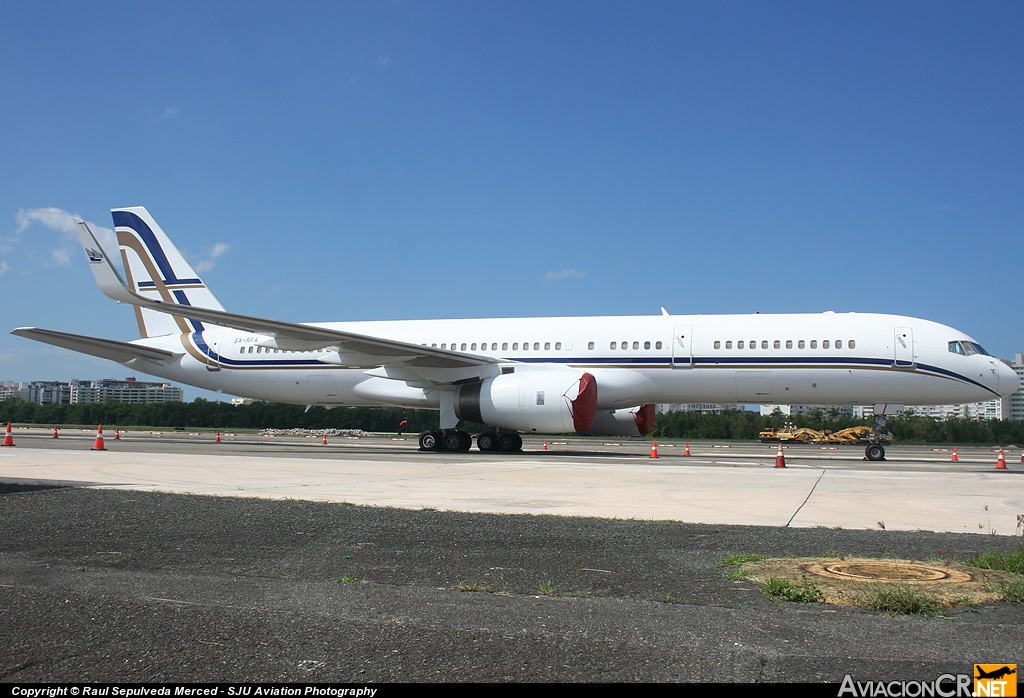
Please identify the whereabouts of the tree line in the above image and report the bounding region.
[2,397,1021,443]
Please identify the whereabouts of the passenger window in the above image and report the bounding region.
[725,340,733,349]
[248,346,254,354]
[440,343,446,349]
[750,341,756,350]
[655,341,662,349]
[798,340,805,349]
[836,340,842,349]
[773,340,780,349]
[849,340,856,349]
[460,343,466,351]
[714,341,721,349]
[737,341,744,349]
[622,340,628,349]
[823,340,830,349]
[491,343,497,351]
[810,340,817,349]
[544,342,551,350]
[512,343,519,350]
[471,343,477,351]
[761,340,768,349]
[644,341,650,350]
[239,347,245,354]
[555,342,561,350]
[632,341,639,350]
[785,340,793,349]
[610,342,617,350]
[588,341,595,350]
[502,343,508,351]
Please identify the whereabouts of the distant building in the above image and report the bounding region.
[761,405,854,417]
[657,403,742,415]
[28,381,71,405]
[1009,353,1024,421]
[0,381,30,401]
[230,397,254,406]
[70,377,184,404]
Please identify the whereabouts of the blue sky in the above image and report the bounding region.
[1,2,1021,400]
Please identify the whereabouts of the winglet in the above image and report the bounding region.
[74,218,140,305]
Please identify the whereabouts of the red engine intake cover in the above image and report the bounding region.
[634,403,656,435]
[570,372,598,433]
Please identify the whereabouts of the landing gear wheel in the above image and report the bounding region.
[498,432,523,452]
[443,431,464,452]
[419,430,443,451]
[865,444,885,461]
[477,432,498,452]
[457,430,472,452]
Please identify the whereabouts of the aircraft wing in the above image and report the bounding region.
[74,218,496,370]
[11,327,182,366]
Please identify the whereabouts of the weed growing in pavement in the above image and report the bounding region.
[457,581,493,593]
[339,577,358,584]
[538,580,558,596]
[997,579,1024,603]
[822,550,840,559]
[964,547,1024,575]
[762,577,823,604]
[718,553,765,567]
[658,590,674,603]
[857,586,946,617]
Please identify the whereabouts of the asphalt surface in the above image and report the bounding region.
[1,484,1022,683]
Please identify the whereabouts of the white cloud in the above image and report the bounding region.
[545,269,586,281]
[49,249,71,266]
[192,242,230,273]
[0,261,10,275]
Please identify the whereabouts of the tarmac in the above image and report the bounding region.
[1,429,1023,682]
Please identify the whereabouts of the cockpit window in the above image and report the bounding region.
[949,341,991,357]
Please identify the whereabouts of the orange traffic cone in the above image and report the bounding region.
[951,447,958,462]
[543,440,548,451]
[650,440,659,458]
[774,442,786,468]
[322,433,328,445]
[91,425,107,451]
[683,442,691,456]
[1020,452,1024,464]
[2,422,14,447]
[215,431,221,443]
[114,428,121,440]
[52,426,59,439]
[996,448,1007,470]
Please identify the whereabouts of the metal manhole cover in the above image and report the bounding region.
[803,560,972,583]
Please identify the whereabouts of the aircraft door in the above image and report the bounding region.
[204,331,224,372]
[671,325,693,369]
[893,327,915,369]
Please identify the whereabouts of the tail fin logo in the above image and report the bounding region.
[86,247,104,264]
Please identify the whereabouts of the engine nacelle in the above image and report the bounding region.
[454,370,597,434]
[586,404,656,436]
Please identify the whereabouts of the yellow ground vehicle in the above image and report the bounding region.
[759,425,891,444]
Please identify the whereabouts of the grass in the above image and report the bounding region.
[339,577,358,584]
[964,548,1024,575]
[997,579,1024,603]
[657,590,674,603]
[821,550,840,559]
[538,581,559,596]
[718,553,765,567]
[857,586,946,617]
[457,581,492,593]
[762,577,823,603]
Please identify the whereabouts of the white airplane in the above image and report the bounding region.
[11,207,1019,460]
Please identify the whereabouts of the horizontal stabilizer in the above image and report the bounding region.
[11,327,181,366]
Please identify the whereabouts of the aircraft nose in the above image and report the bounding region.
[999,360,1020,397]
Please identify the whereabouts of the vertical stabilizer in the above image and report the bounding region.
[111,207,226,337]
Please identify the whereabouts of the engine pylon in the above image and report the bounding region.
[774,442,786,468]
[91,425,107,451]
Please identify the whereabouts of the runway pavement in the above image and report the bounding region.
[1,428,1022,534]
[2,429,1023,683]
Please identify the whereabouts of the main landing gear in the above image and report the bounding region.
[418,430,522,453]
